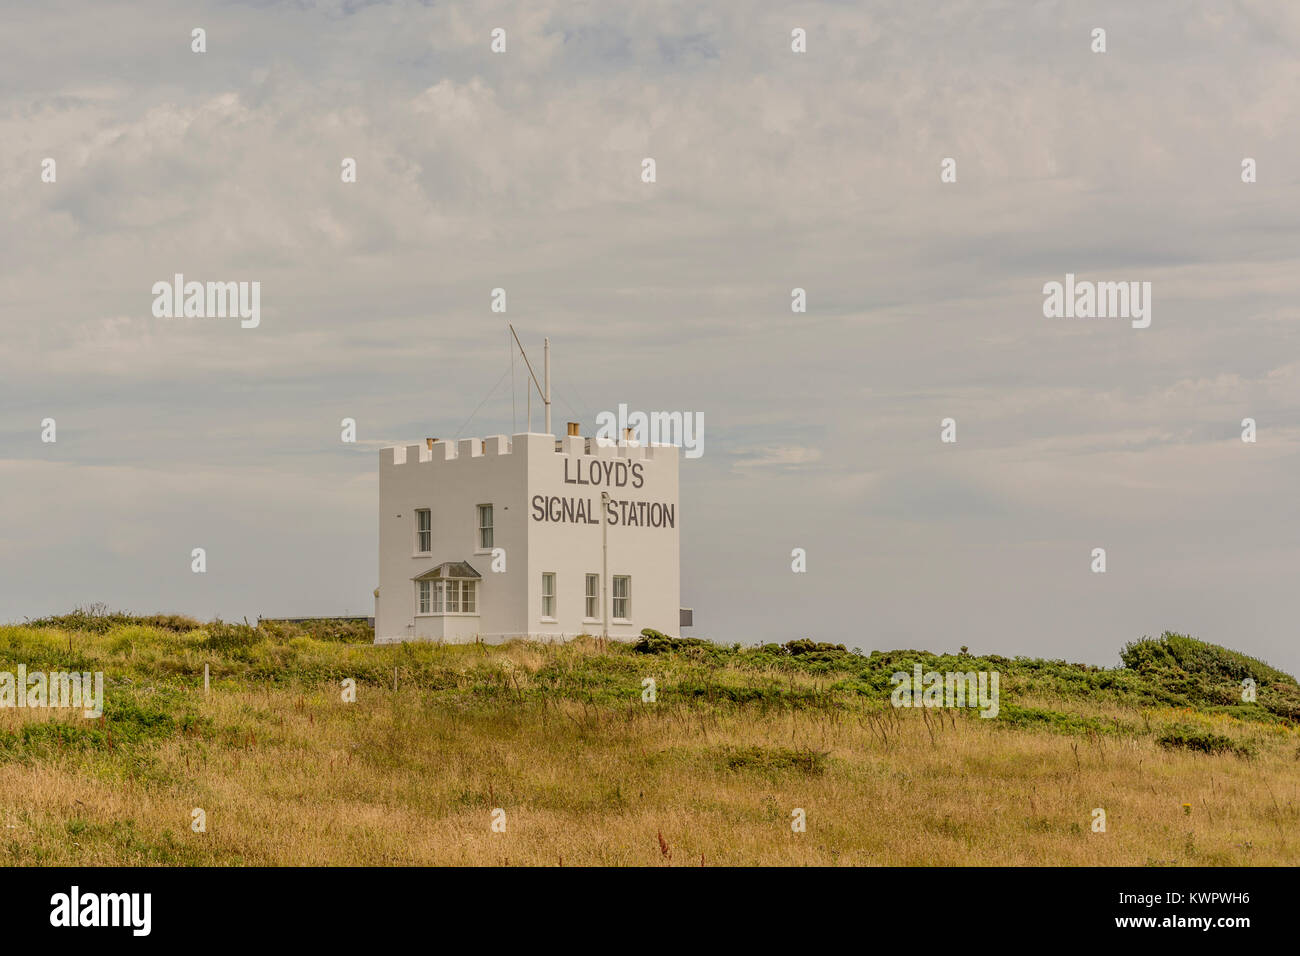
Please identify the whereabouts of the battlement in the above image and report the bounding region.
[383,432,680,467]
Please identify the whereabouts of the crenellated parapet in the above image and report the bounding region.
[383,433,680,468]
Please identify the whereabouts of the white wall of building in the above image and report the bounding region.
[376,431,680,644]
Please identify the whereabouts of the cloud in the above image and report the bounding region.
[2,0,1299,671]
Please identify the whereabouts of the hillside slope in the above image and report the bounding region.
[0,614,1296,865]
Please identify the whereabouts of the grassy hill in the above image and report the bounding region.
[0,611,1296,865]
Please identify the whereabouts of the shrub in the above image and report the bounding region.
[257,618,374,643]
[25,605,201,635]
[1157,725,1254,758]
[634,629,714,654]
[198,620,263,652]
[782,638,848,656]
[1121,632,1300,723]
[719,746,828,776]
[1123,633,1293,686]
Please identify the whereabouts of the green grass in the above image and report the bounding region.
[0,609,1295,865]
[6,612,1297,732]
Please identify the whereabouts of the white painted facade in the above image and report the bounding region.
[376,430,680,644]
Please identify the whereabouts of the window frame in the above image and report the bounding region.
[477,504,494,551]
[541,571,556,621]
[584,573,600,621]
[414,509,432,554]
[414,577,478,617]
[612,575,631,622]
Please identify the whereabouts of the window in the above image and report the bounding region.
[612,575,631,620]
[477,504,493,549]
[585,574,599,619]
[415,509,431,553]
[541,572,556,619]
[416,578,477,615]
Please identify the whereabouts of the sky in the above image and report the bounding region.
[2,0,1298,672]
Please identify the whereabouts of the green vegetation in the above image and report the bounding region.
[1157,725,1255,758]
[1121,632,1300,721]
[719,745,829,776]
[0,608,1295,865]
[7,611,1296,734]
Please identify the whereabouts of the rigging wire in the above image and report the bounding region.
[452,362,513,441]
[553,388,586,425]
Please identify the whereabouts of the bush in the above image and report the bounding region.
[25,605,200,635]
[782,638,848,656]
[634,629,714,654]
[1120,632,1300,723]
[1122,633,1293,686]
[257,618,374,643]
[198,620,263,652]
[1157,725,1254,758]
[719,746,828,775]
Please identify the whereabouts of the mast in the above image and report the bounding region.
[509,324,553,435]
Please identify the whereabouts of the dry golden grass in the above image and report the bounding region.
[0,637,1296,866]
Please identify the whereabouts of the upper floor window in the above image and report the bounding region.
[477,504,493,549]
[415,509,431,553]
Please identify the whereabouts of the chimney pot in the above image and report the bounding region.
[567,422,580,437]
[426,438,437,450]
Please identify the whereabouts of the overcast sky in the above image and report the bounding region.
[2,1,1298,672]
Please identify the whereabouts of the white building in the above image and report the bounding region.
[375,424,681,644]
